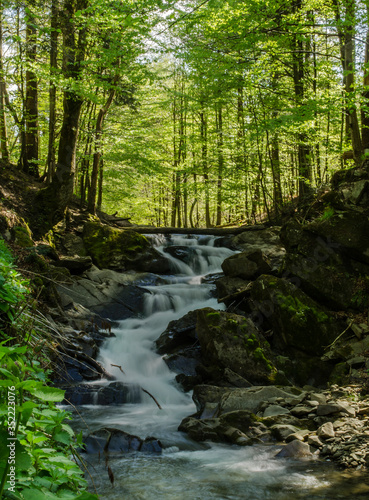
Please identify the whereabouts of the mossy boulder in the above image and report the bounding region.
[12,222,34,247]
[82,221,170,273]
[250,275,341,356]
[196,307,277,384]
[282,253,369,311]
[306,212,369,265]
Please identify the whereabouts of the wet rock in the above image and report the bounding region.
[221,249,272,280]
[275,440,314,458]
[82,221,170,273]
[250,275,341,357]
[155,310,197,354]
[163,245,197,265]
[56,277,149,321]
[62,382,142,406]
[164,349,202,378]
[196,308,276,384]
[84,428,162,454]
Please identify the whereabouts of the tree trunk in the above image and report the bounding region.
[334,0,363,164]
[23,0,39,175]
[46,0,59,183]
[36,0,88,228]
[216,104,223,226]
[362,24,369,153]
[0,5,8,161]
[200,107,211,227]
[87,77,118,214]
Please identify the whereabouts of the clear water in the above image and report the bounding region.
[73,234,369,499]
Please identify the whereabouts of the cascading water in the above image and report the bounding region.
[73,235,365,499]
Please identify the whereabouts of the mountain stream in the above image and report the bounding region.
[71,235,366,499]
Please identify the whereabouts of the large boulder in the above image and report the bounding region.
[155,310,197,354]
[250,275,342,356]
[230,227,286,270]
[221,249,272,280]
[282,253,369,311]
[196,308,276,384]
[82,221,170,273]
[305,212,369,265]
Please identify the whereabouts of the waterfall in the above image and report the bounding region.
[76,233,356,499]
[98,234,232,420]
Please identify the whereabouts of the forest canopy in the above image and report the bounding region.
[0,0,368,228]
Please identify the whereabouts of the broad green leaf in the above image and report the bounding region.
[29,386,65,402]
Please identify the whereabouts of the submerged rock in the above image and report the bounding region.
[84,428,162,454]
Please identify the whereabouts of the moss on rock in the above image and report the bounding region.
[82,221,150,269]
[12,221,34,247]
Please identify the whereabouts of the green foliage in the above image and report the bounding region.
[318,206,335,222]
[0,240,28,330]
[0,240,98,500]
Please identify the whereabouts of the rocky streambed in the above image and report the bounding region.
[3,164,369,498]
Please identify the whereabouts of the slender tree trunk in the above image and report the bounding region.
[362,23,369,153]
[200,107,211,227]
[292,26,313,197]
[215,104,223,226]
[23,0,39,176]
[97,156,103,210]
[334,0,363,164]
[87,76,118,214]
[0,5,9,161]
[46,0,59,183]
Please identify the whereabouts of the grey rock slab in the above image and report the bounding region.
[219,386,296,414]
[263,405,290,418]
[270,424,300,441]
[317,422,336,439]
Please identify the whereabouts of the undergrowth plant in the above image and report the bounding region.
[0,239,98,499]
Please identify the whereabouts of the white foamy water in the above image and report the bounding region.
[73,233,366,499]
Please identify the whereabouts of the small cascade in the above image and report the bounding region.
[98,233,228,411]
[74,232,360,499]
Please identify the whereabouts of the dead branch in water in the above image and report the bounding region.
[111,363,125,374]
[141,388,162,410]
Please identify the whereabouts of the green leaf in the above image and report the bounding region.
[29,386,65,402]
[22,488,60,500]
[53,430,72,445]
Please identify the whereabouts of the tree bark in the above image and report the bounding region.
[216,104,223,226]
[46,0,59,183]
[362,24,369,153]
[0,5,9,161]
[23,0,39,176]
[87,76,118,214]
[333,0,363,164]
[36,0,88,228]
